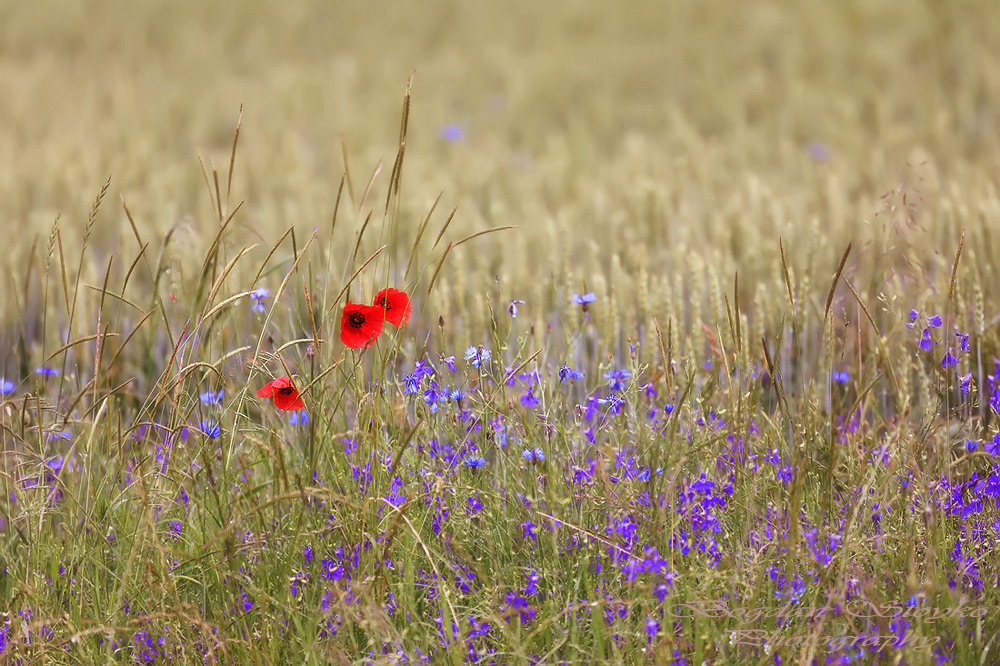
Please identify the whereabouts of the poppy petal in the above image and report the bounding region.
[256,380,277,398]
[274,391,305,411]
[341,302,386,348]
[373,288,412,327]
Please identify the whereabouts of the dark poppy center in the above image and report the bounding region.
[348,312,366,328]
[378,297,392,310]
[278,386,293,396]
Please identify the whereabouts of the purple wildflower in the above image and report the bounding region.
[439,124,465,142]
[919,329,933,353]
[559,365,584,382]
[249,288,269,313]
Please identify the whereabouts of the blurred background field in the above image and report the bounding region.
[2,0,1000,325]
[2,1,1000,664]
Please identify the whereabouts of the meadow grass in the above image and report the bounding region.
[1,1,1000,664]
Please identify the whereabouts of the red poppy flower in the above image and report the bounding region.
[340,302,385,348]
[373,288,412,327]
[256,376,305,411]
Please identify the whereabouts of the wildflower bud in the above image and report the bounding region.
[439,315,445,328]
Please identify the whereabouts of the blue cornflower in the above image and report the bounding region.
[559,365,584,382]
[0,379,14,395]
[832,371,850,384]
[927,314,943,328]
[464,346,490,368]
[35,367,59,377]
[491,418,511,448]
[289,411,309,425]
[598,393,625,415]
[604,368,631,391]
[519,369,541,387]
[956,332,970,352]
[450,388,464,402]
[423,381,447,413]
[571,292,597,312]
[522,447,545,464]
[199,419,220,439]
[463,456,485,469]
[200,390,223,406]
[45,456,65,481]
[404,359,435,395]
[942,348,958,368]
[47,429,71,442]
[508,299,525,318]
[439,124,465,142]
[249,288,269,313]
